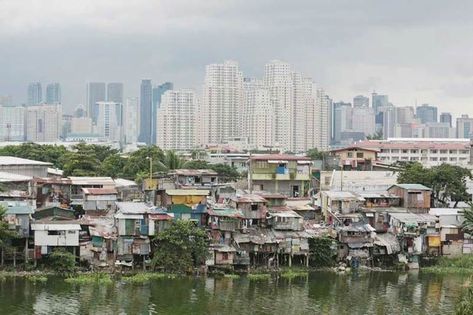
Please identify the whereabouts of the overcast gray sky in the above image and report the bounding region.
[1,0,473,117]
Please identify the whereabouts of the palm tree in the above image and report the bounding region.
[462,203,473,235]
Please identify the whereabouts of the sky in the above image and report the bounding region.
[1,0,473,117]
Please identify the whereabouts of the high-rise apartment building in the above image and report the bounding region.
[353,95,369,107]
[0,106,25,141]
[440,112,452,127]
[416,104,438,124]
[27,82,42,105]
[201,61,244,145]
[152,82,173,145]
[332,102,352,144]
[138,79,153,144]
[457,114,473,138]
[314,89,332,150]
[46,83,61,104]
[243,78,273,149]
[86,82,106,123]
[25,104,62,142]
[395,106,416,124]
[381,105,396,139]
[156,90,196,150]
[352,106,376,138]
[107,83,123,104]
[264,60,293,150]
[96,102,120,141]
[124,97,139,144]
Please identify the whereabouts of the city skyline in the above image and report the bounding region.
[2,1,473,118]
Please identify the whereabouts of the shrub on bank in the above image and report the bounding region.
[46,250,76,274]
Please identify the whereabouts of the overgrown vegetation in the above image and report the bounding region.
[46,250,76,274]
[455,278,473,315]
[64,273,112,285]
[280,269,308,279]
[122,273,176,284]
[247,273,271,281]
[422,256,473,274]
[25,275,48,283]
[309,237,337,268]
[0,143,241,182]
[151,221,209,273]
[397,162,472,207]
[462,204,473,235]
[0,205,17,259]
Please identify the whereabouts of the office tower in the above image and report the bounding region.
[26,104,62,142]
[416,104,438,124]
[138,79,153,144]
[332,102,352,144]
[152,82,173,145]
[124,97,139,144]
[107,83,124,104]
[71,117,93,135]
[292,72,317,152]
[201,61,244,145]
[395,106,416,124]
[46,83,61,104]
[243,78,273,149]
[423,123,455,138]
[440,112,452,128]
[353,95,369,107]
[381,105,395,139]
[74,104,87,118]
[0,95,13,106]
[371,92,388,114]
[86,82,106,123]
[27,82,42,105]
[457,115,473,138]
[352,106,376,138]
[264,60,293,150]
[0,106,25,141]
[157,90,196,150]
[96,102,120,141]
[314,89,332,150]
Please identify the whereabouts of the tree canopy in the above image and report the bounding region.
[151,221,209,273]
[0,205,17,249]
[397,162,472,207]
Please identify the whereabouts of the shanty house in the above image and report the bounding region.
[172,169,219,188]
[267,210,303,231]
[82,188,118,213]
[387,184,432,213]
[31,221,81,257]
[229,194,268,227]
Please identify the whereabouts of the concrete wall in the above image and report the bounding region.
[34,230,79,246]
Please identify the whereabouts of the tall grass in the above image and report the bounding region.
[422,256,473,274]
[65,273,112,285]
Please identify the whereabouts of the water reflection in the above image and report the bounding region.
[0,272,465,315]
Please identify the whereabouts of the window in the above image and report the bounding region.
[449,150,457,154]
[391,149,399,153]
[450,158,457,161]
[48,230,62,235]
[251,204,258,211]
[411,150,418,154]
[431,150,437,154]
[440,157,447,161]
[430,157,438,161]
[402,150,408,154]
[440,150,447,154]
[421,150,427,154]
[222,253,229,260]
[356,152,364,158]
[347,152,353,158]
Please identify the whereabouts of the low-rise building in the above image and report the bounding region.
[31,221,81,257]
[229,194,268,227]
[387,184,431,213]
[82,188,118,214]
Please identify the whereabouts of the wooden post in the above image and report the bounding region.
[143,255,146,271]
[24,238,28,264]
[306,254,309,267]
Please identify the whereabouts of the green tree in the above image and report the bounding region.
[462,204,473,235]
[306,148,327,160]
[122,146,167,181]
[183,160,211,170]
[0,205,17,260]
[309,237,337,267]
[397,162,472,207]
[366,130,383,140]
[46,249,76,274]
[209,163,241,182]
[100,154,127,178]
[152,221,209,273]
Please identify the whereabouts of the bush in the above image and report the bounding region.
[456,279,473,315]
[309,237,337,268]
[46,250,76,274]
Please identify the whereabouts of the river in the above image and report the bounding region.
[0,271,466,315]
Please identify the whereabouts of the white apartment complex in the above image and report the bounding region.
[314,89,331,150]
[26,104,62,142]
[0,106,25,141]
[200,60,244,145]
[156,89,196,150]
[124,97,139,144]
[356,138,471,167]
[96,102,120,141]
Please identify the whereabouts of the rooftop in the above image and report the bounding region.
[230,194,267,203]
[0,156,52,166]
[69,176,115,186]
[0,171,33,182]
[0,201,34,215]
[355,138,470,150]
[115,202,155,214]
[82,188,118,195]
[389,184,431,191]
[172,169,218,176]
[389,212,437,224]
[165,189,210,196]
[250,154,311,161]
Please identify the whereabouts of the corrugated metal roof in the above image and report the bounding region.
[31,223,81,230]
[0,172,33,182]
[165,189,209,196]
[0,201,34,214]
[115,202,153,214]
[173,169,218,176]
[69,176,115,185]
[82,188,118,195]
[208,208,243,218]
[230,194,267,203]
[374,233,401,254]
[250,154,311,161]
[389,212,437,224]
[0,156,52,166]
[429,208,463,216]
[389,184,431,191]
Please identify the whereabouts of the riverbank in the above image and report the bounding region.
[421,256,473,274]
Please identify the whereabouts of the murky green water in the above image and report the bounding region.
[0,271,466,314]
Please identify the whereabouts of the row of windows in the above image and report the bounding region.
[380,156,468,162]
[381,149,469,154]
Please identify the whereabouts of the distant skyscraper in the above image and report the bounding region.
[0,106,25,141]
[46,83,61,104]
[107,82,124,104]
[332,102,352,144]
[25,104,62,142]
[157,90,196,150]
[353,95,369,107]
[96,102,120,141]
[152,82,173,145]
[201,61,244,145]
[371,92,388,114]
[138,79,153,144]
[395,106,416,124]
[243,78,273,149]
[124,97,139,144]
[0,95,13,106]
[74,104,87,118]
[314,89,332,150]
[352,106,376,138]
[440,112,452,128]
[416,104,438,124]
[86,82,106,123]
[27,82,42,105]
[456,115,473,138]
[381,105,396,139]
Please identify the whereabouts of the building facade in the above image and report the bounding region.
[457,115,473,139]
[96,102,120,141]
[25,104,62,142]
[27,82,42,106]
[107,82,123,104]
[416,104,438,124]
[45,83,61,104]
[124,97,139,144]
[0,106,25,141]
[86,82,106,123]
[139,79,153,144]
[152,82,173,145]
